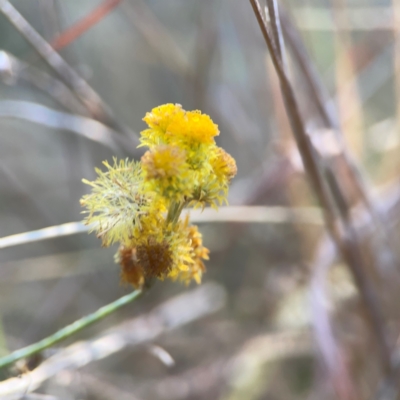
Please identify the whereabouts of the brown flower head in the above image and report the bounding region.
[136,237,173,279]
[116,245,145,288]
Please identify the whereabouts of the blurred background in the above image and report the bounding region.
[0,0,400,399]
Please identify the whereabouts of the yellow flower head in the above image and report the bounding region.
[82,104,236,288]
[141,104,184,147]
[189,178,228,209]
[141,145,192,201]
[117,237,174,288]
[143,103,183,131]
[116,219,209,288]
[141,104,219,149]
[182,224,209,284]
[167,110,219,145]
[210,147,237,182]
[167,219,209,285]
[141,145,186,179]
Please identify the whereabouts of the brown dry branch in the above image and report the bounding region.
[309,180,400,399]
[50,0,121,51]
[280,6,400,278]
[252,0,337,225]
[250,0,392,379]
[0,0,132,136]
[0,51,86,116]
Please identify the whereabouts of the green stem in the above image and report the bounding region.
[172,201,186,224]
[0,316,7,357]
[0,289,142,370]
[166,202,176,224]
[166,200,187,226]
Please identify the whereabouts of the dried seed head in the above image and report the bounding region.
[117,246,144,288]
[136,238,173,279]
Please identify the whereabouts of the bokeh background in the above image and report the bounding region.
[0,0,400,399]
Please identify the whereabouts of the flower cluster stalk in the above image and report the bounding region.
[0,289,142,370]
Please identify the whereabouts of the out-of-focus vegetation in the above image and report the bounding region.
[0,1,399,399]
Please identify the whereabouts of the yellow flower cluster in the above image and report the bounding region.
[81,104,236,288]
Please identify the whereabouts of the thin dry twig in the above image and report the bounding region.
[186,206,323,224]
[249,0,393,375]
[0,0,132,136]
[266,0,287,71]
[0,100,139,153]
[251,0,335,220]
[50,0,121,51]
[0,51,86,115]
[280,6,400,275]
[0,185,397,250]
[0,206,323,250]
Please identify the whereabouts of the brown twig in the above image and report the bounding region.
[326,168,392,376]
[0,0,133,137]
[50,0,121,51]
[280,6,400,277]
[250,0,393,376]
[266,0,287,71]
[0,51,86,116]
[251,0,336,229]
